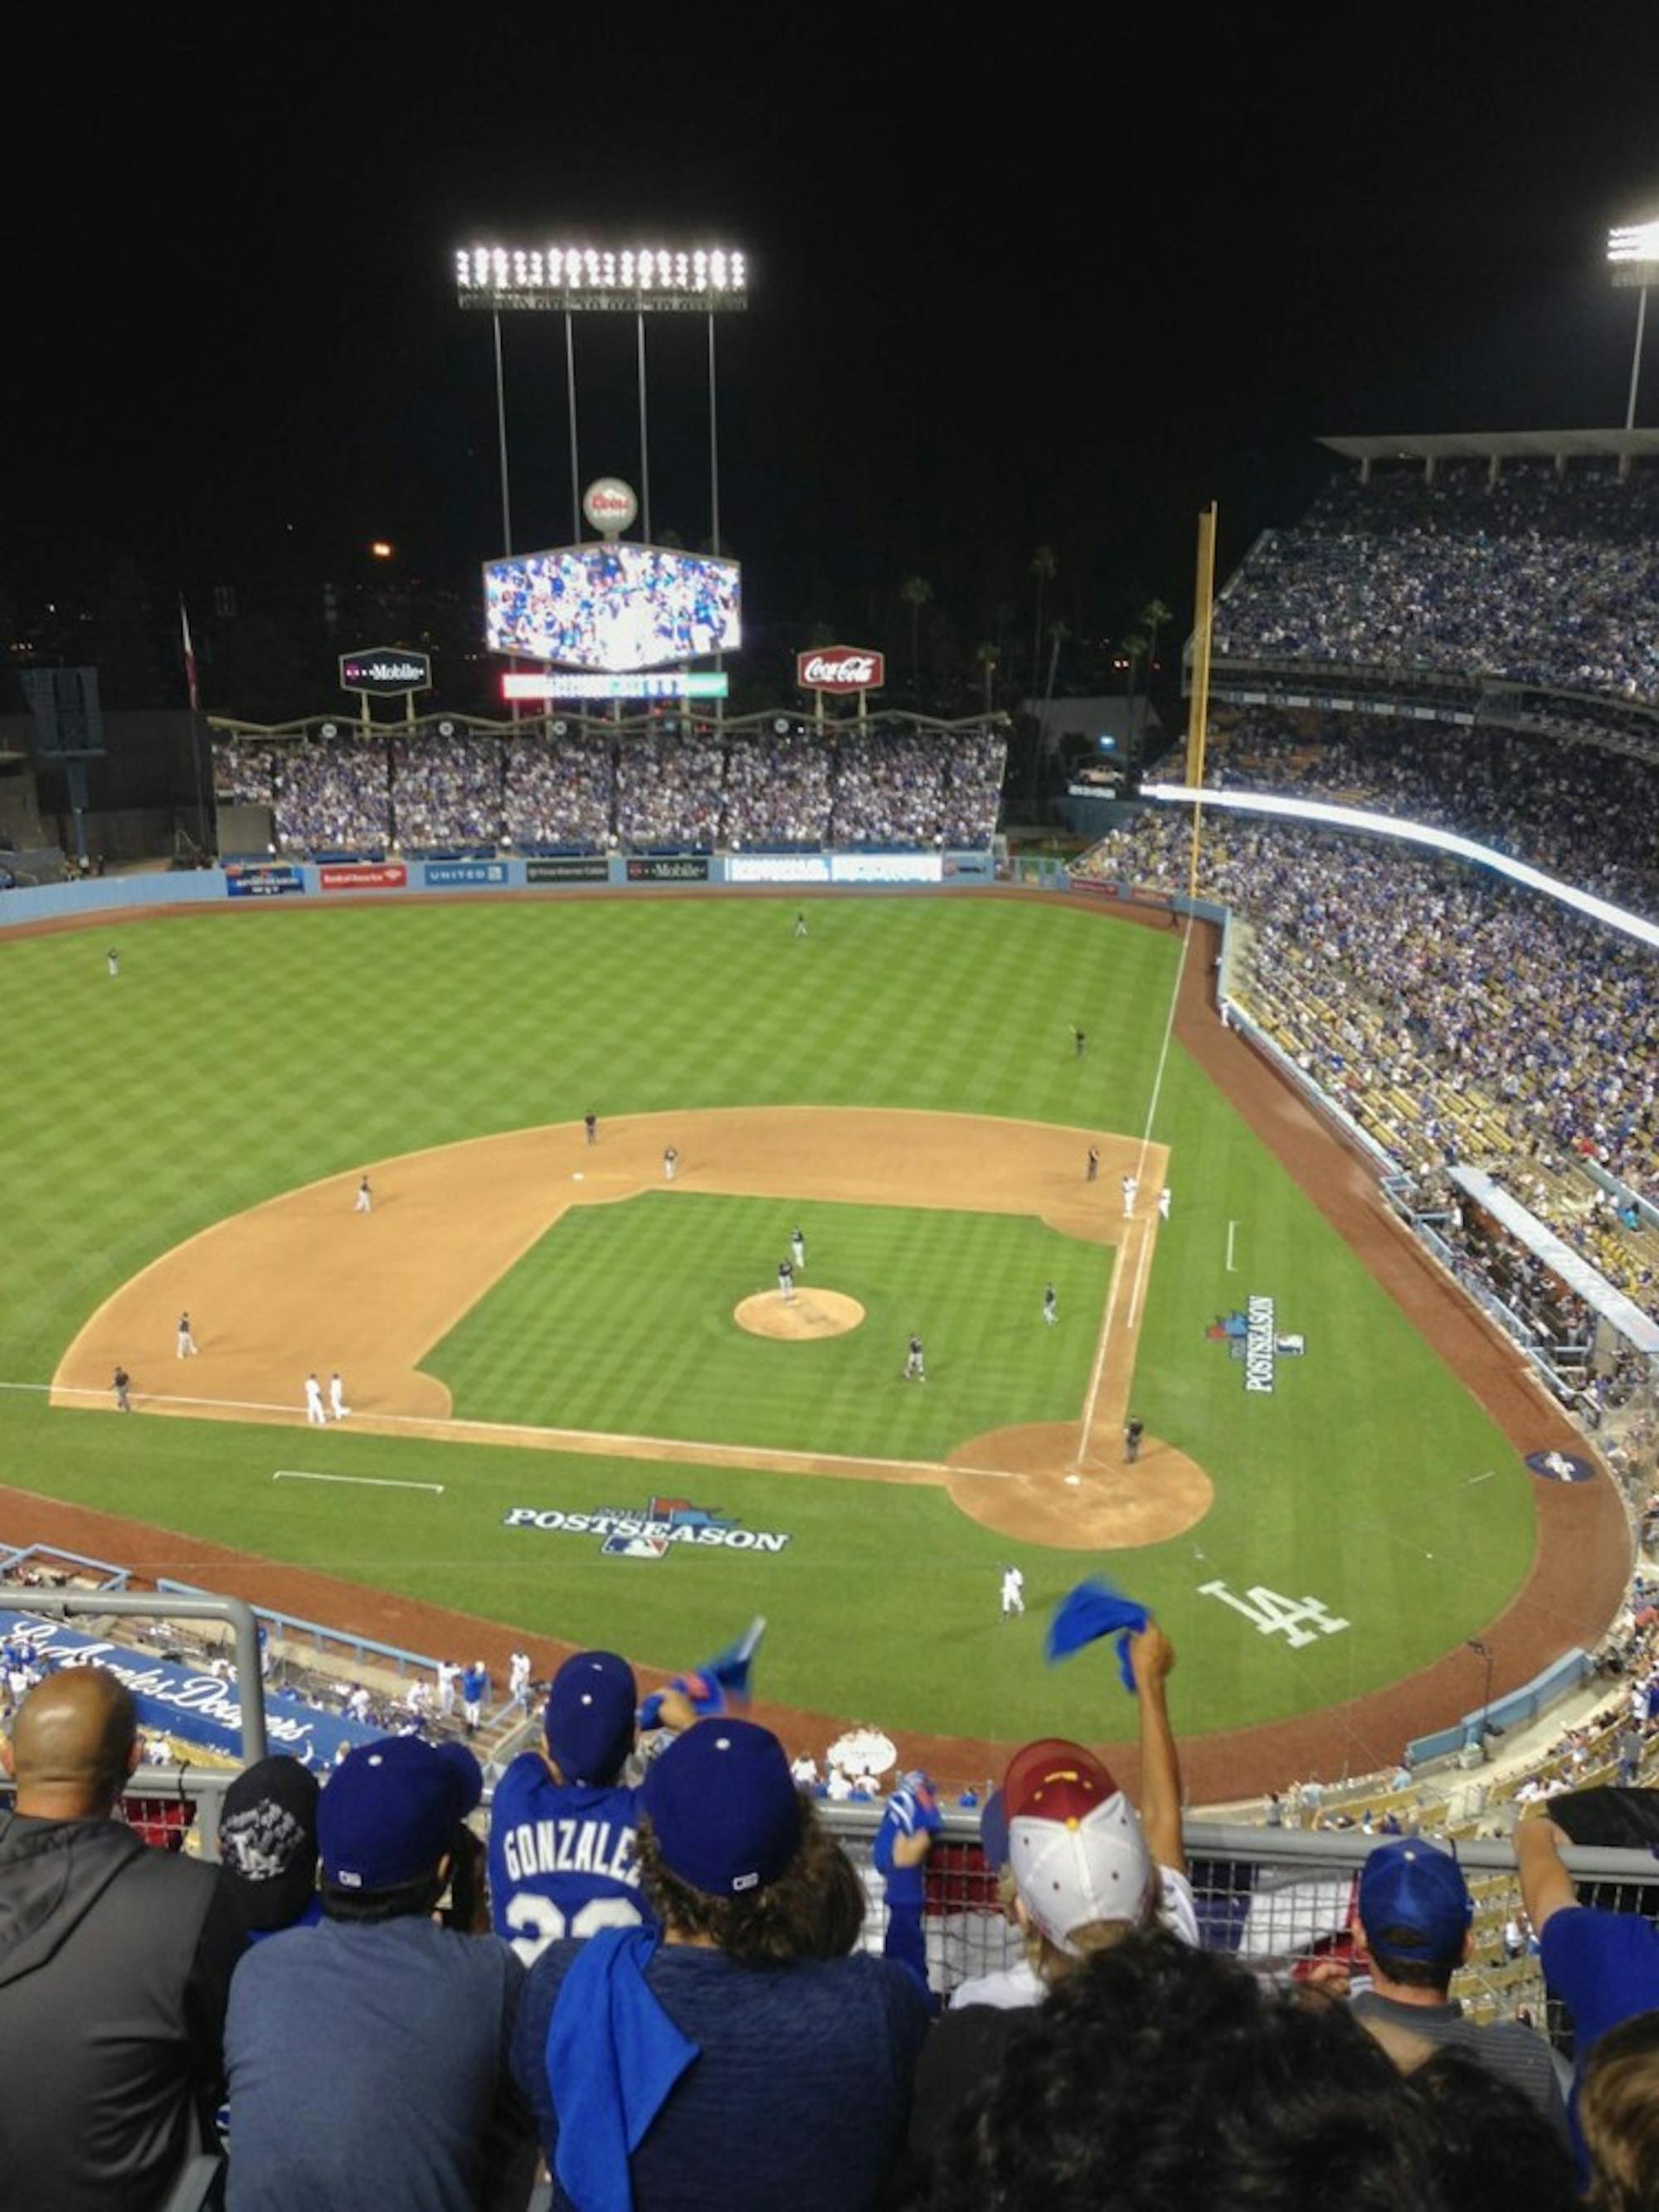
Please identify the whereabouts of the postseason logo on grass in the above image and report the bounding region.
[1206,1297,1306,1393]
[502,1494,791,1559]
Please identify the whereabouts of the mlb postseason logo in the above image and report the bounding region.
[1205,1296,1306,1393]
[502,1494,791,1558]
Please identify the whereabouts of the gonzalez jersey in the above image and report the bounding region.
[488,1755,654,1965]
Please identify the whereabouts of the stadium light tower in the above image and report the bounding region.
[455,243,749,552]
[1608,218,1659,430]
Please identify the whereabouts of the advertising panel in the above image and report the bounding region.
[339,649,432,697]
[319,863,408,892]
[830,853,942,885]
[423,860,509,888]
[795,646,885,693]
[224,862,305,898]
[941,852,996,879]
[727,854,831,885]
[483,542,741,669]
[527,856,611,883]
[625,856,709,882]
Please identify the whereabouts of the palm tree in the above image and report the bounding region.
[899,575,933,706]
[1029,547,1057,696]
[975,640,999,718]
[1120,630,1148,776]
[1140,597,1174,687]
[1027,618,1069,814]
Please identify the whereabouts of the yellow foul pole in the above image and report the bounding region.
[1185,502,1218,903]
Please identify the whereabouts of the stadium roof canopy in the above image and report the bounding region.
[1318,430,1659,463]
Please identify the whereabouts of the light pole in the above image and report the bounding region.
[1467,1638,1496,1761]
[1608,220,1659,432]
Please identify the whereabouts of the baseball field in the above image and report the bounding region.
[0,887,1628,1794]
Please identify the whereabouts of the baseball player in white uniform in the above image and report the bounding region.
[508,1650,533,1707]
[328,1371,350,1421]
[663,1146,679,1182]
[791,1226,806,1271]
[176,1312,198,1359]
[107,947,119,980]
[1043,1283,1058,1326]
[436,1659,460,1719]
[1158,1185,1171,1219]
[1122,1174,1139,1219]
[304,1373,327,1426]
[1000,1564,1026,1619]
[356,1174,372,1213]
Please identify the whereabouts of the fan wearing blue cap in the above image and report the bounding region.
[226,1735,538,2211]
[510,1718,930,2212]
[1350,1837,1568,2137]
[489,1650,659,1965]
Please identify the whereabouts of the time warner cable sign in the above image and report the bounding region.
[504,1494,791,1559]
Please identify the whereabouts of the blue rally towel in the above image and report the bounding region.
[638,1616,766,1731]
[1046,1578,1151,1691]
[547,1926,700,2212]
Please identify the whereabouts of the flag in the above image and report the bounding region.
[179,597,202,715]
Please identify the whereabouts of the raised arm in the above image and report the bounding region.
[1127,1623,1185,1877]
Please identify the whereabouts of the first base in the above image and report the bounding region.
[572,1171,586,1182]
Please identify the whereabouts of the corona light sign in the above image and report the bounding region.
[796,647,884,694]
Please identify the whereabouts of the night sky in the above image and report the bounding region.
[9,22,1659,687]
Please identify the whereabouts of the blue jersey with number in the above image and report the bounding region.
[487,1753,654,1964]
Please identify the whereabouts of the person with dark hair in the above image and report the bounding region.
[1348,1836,1569,2137]
[489,1649,654,1964]
[226,1734,535,2211]
[0,1665,246,2212]
[931,1928,1443,2210]
[1401,2044,1579,2212]
[1580,2007,1659,2210]
[512,1717,928,2210]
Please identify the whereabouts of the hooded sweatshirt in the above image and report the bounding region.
[0,1808,246,2212]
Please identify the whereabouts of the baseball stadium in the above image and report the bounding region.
[7,216,1659,2209]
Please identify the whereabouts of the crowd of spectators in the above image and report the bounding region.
[219,727,1005,856]
[503,732,616,849]
[21,1621,1659,2208]
[391,737,502,848]
[1214,459,1659,705]
[1077,805,1659,1320]
[1209,709,1659,922]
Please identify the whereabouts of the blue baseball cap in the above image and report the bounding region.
[1358,1839,1472,1966]
[641,1719,800,1897]
[319,1735,483,1892]
[544,1650,637,1784]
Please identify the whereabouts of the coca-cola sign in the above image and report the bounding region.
[796,646,885,693]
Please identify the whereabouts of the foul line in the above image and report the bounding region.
[274,1469,444,1494]
[19,1379,1018,1488]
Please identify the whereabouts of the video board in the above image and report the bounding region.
[484,542,741,671]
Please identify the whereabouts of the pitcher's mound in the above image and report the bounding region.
[736,1288,866,1340]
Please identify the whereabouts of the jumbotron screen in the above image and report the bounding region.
[483,542,742,670]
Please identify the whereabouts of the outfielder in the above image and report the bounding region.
[328,1371,350,1422]
[1043,1283,1058,1326]
[107,947,119,980]
[1158,1185,1172,1219]
[904,1334,926,1382]
[304,1373,327,1427]
[793,910,809,939]
[1000,1563,1026,1619]
[176,1311,198,1359]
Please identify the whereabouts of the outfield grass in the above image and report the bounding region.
[0,894,1540,1743]
[426,1193,1116,1458]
